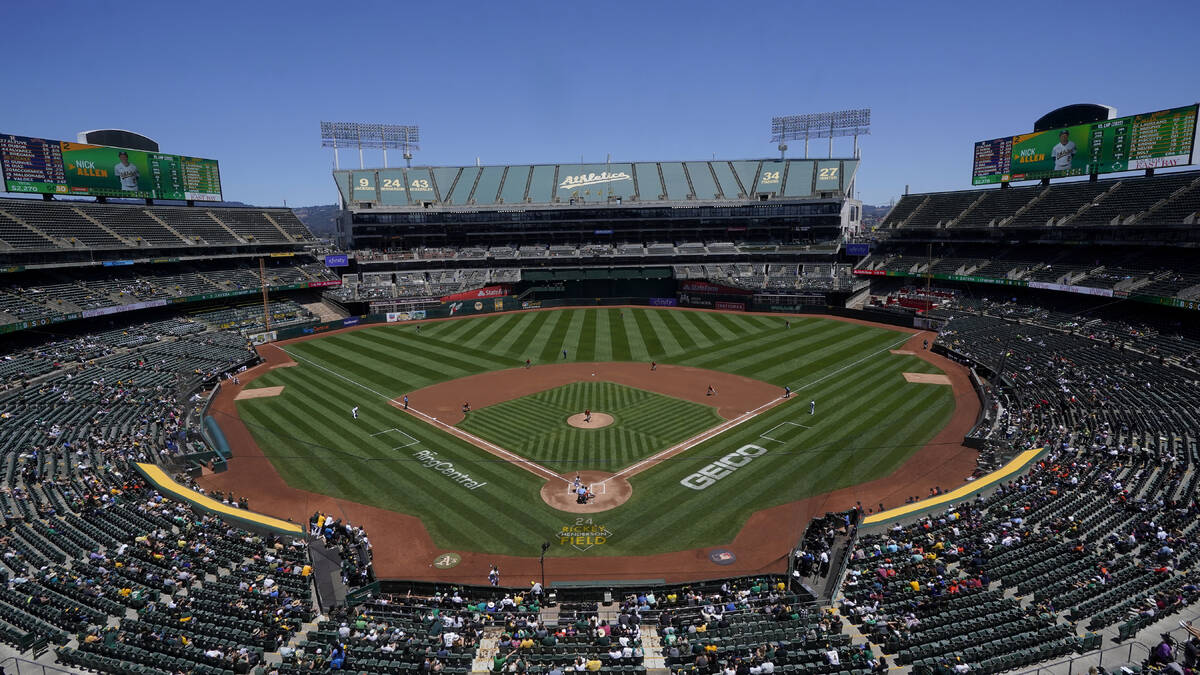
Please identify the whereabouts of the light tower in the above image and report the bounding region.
[320,121,421,169]
[771,109,871,159]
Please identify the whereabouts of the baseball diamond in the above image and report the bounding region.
[206,307,963,572]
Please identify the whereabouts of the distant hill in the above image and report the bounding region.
[291,204,340,237]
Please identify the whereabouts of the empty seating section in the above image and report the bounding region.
[888,170,1200,230]
[0,210,57,249]
[952,187,1041,227]
[0,200,123,247]
[213,209,290,242]
[154,208,239,244]
[270,209,317,240]
[74,204,184,246]
[903,191,979,228]
[1071,173,1196,226]
[0,199,316,249]
[880,195,924,227]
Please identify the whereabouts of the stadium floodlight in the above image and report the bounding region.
[320,121,422,169]
[771,108,871,158]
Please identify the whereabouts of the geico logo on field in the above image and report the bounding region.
[680,444,768,490]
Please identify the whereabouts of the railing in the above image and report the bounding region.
[0,656,77,675]
[1014,640,1151,675]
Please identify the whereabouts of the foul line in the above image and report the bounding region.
[603,333,915,483]
[281,332,914,486]
[400,406,566,483]
[279,346,566,484]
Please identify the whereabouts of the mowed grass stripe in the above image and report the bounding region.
[562,310,590,361]
[238,309,957,556]
[538,310,574,362]
[605,309,632,361]
[592,309,614,362]
[630,309,664,357]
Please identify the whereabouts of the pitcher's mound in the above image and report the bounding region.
[567,412,613,428]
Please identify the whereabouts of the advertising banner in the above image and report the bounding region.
[249,331,277,345]
[439,285,509,303]
[307,280,341,288]
[648,297,678,307]
[679,280,754,296]
[715,300,746,311]
[324,254,349,267]
[386,310,427,323]
[845,243,870,256]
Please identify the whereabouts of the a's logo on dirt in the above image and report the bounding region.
[432,552,461,569]
[558,518,612,551]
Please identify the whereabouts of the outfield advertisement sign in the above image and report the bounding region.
[439,285,509,303]
[307,280,341,288]
[715,301,746,311]
[386,310,427,323]
[648,297,678,306]
[679,280,754,296]
[324,254,349,267]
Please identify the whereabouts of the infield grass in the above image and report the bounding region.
[235,308,955,559]
[456,381,724,474]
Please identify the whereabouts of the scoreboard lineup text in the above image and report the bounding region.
[0,133,222,201]
[972,105,1198,185]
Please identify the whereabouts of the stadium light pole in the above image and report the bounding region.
[321,122,421,171]
[771,109,871,160]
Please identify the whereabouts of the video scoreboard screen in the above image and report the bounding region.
[0,134,223,201]
[972,104,1198,185]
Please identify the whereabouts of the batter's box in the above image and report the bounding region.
[564,481,607,495]
[370,427,420,450]
[760,421,811,444]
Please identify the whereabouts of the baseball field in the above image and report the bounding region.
[230,307,956,559]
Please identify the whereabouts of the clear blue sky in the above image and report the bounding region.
[3,0,1198,207]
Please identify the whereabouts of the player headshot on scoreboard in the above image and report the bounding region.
[1052,130,1077,171]
[114,151,140,191]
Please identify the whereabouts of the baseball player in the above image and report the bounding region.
[784,386,791,399]
[810,400,816,415]
[650,361,657,371]
[584,409,592,423]
[403,395,409,410]
[351,406,359,419]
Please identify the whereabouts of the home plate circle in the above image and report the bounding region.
[566,412,613,428]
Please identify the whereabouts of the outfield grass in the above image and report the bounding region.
[236,308,955,559]
[456,381,724,474]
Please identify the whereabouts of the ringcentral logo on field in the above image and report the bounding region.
[412,449,487,490]
[558,171,630,190]
[680,444,768,490]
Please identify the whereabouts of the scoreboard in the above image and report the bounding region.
[972,104,1198,185]
[0,134,222,201]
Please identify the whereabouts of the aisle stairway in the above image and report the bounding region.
[471,626,504,673]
